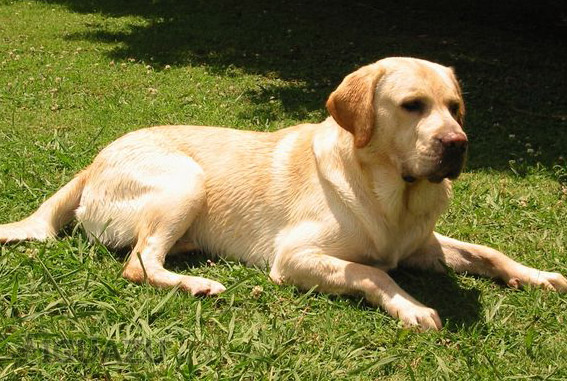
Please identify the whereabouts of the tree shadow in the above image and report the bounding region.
[48,0,566,171]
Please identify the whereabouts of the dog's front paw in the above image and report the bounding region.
[181,276,227,296]
[387,300,442,331]
[399,305,442,331]
[507,269,567,293]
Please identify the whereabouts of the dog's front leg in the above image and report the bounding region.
[404,233,567,292]
[270,249,442,330]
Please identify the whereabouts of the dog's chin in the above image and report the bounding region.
[427,167,463,183]
[402,168,462,184]
[402,155,465,184]
[426,174,445,184]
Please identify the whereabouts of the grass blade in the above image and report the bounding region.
[150,284,180,316]
[36,247,76,319]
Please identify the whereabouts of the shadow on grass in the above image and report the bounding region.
[326,267,483,331]
[46,0,567,173]
[164,250,483,330]
[390,268,482,331]
[165,249,212,270]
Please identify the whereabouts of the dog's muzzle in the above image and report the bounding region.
[427,132,468,183]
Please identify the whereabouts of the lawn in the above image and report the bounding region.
[1,0,566,379]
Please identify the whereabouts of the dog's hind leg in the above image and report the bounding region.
[120,155,225,296]
[0,173,86,243]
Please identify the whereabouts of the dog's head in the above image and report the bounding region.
[327,57,467,183]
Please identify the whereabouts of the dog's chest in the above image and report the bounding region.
[372,211,436,269]
[358,181,448,269]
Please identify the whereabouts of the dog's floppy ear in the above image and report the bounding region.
[448,67,465,127]
[326,63,384,148]
[455,97,465,127]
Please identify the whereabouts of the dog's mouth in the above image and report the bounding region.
[403,151,467,184]
[402,169,462,184]
[426,169,461,183]
[402,175,417,183]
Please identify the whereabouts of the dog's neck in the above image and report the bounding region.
[371,154,451,219]
[316,119,451,219]
[314,118,449,224]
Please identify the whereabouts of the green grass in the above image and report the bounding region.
[1,0,566,379]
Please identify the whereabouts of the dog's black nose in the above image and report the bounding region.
[440,132,468,154]
[428,132,468,182]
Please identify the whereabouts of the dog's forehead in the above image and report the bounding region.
[379,58,458,98]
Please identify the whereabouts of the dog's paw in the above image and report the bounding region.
[181,276,227,296]
[397,305,442,331]
[0,219,53,243]
[507,270,567,293]
[386,299,442,331]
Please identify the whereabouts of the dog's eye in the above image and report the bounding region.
[448,102,460,117]
[401,99,425,113]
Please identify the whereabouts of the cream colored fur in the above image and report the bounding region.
[1,57,565,330]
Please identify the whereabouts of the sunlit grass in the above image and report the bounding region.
[1,0,566,379]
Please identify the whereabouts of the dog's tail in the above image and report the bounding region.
[0,171,87,243]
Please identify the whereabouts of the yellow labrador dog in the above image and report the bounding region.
[1,57,566,330]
